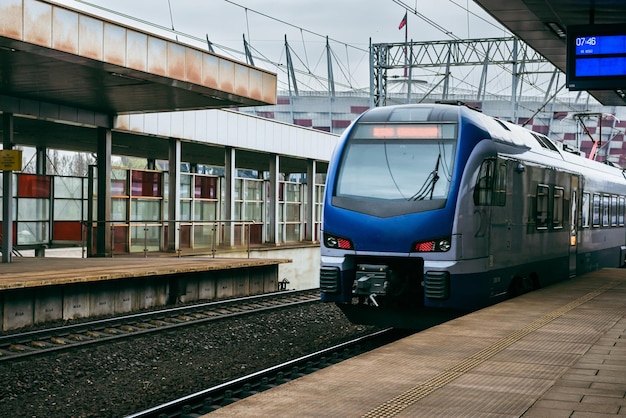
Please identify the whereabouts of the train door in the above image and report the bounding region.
[569,176,580,277]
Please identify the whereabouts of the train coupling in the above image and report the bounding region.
[354,264,389,300]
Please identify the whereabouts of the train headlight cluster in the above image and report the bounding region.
[412,237,451,252]
[324,232,354,250]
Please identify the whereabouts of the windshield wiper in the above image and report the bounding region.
[409,154,440,201]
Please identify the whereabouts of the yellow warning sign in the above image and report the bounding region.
[0,150,23,171]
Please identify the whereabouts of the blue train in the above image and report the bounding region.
[320,102,626,327]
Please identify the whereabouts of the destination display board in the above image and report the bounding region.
[566,24,626,91]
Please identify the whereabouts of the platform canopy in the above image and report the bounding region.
[474,0,626,106]
[0,0,277,116]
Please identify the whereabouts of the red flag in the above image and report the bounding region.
[398,12,407,30]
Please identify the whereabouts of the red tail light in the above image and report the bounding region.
[337,238,352,249]
[412,237,451,252]
[324,232,354,250]
[415,241,435,251]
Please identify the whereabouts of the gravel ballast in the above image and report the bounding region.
[0,302,379,418]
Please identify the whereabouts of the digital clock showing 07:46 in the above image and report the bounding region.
[576,37,596,47]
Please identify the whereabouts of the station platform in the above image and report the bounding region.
[212,268,626,417]
[0,254,289,331]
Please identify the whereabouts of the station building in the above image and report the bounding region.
[0,0,338,291]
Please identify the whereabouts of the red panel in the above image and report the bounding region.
[277,97,290,105]
[53,221,83,241]
[17,174,50,198]
[531,125,549,134]
[131,171,162,197]
[249,223,262,245]
[179,224,191,249]
[113,226,128,253]
[256,111,275,118]
[350,106,369,114]
[293,118,312,127]
[195,176,217,199]
[0,222,18,245]
[331,120,351,128]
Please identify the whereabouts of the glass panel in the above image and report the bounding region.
[619,197,625,226]
[336,138,456,201]
[131,199,161,221]
[592,194,600,227]
[582,193,590,227]
[195,176,218,199]
[285,223,300,242]
[111,168,127,196]
[16,221,48,244]
[180,201,191,221]
[131,170,162,197]
[17,198,49,220]
[130,225,161,252]
[193,224,214,248]
[180,174,192,199]
[111,198,127,222]
[536,185,549,229]
[285,203,301,222]
[244,202,263,220]
[194,201,217,221]
[553,188,564,229]
[17,174,51,198]
[602,195,610,227]
[234,178,242,200]
[235,202,242,221]
[611,195,618,226]
[285,183,301,202]
[54,199,82,220]
[54,176,83,199]
[245,180,263,200]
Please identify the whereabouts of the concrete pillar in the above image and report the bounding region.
[224,147,236,246]
[2,113,14,263]
[35,146,46,257]
[96,127,112,256]
[167,138,181,252]
[268,154,280,244]
[305,159,317,241]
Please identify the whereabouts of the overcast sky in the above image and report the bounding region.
[53,0,509,90]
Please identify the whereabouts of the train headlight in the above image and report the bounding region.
[411,237,451,252]
[324,232,354,250]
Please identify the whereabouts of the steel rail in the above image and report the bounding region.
[125,328,410,418]
[0,289,319,362]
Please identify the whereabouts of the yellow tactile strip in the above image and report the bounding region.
[361,281,618,418]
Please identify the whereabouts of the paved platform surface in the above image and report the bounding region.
[0,255,289,290]
[210,268,626,417]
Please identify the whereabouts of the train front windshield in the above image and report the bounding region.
[335,123,457,211]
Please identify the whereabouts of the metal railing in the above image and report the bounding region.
[84,219,259,258]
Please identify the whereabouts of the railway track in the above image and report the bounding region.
[126,328,411,418]
[0,289,318,362]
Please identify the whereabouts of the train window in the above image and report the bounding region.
[474,160,494,205]
[592,194,601,227]
[536,185,550,229]
[602,195,610,227]
[494,163,507,206]
[611,196,618,226]
[553,187,564,229]
[473,159,506,206]
[619,197,625,226]
[582,193,590,228]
